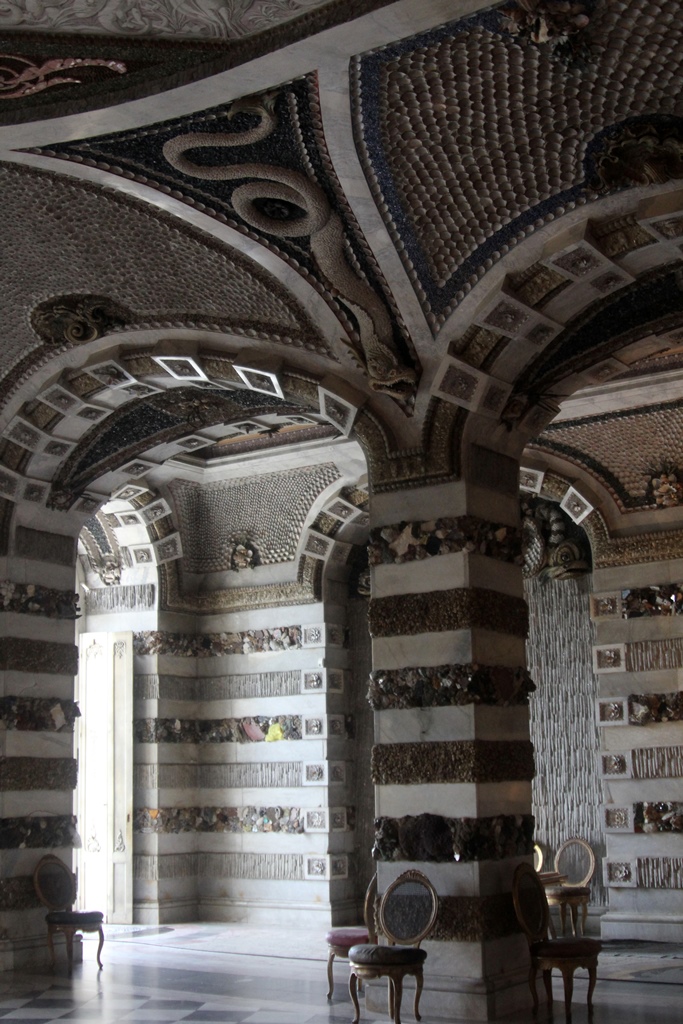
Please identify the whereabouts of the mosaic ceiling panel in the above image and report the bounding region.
[0,161,329,379]
[30,76,418,400]
[353,0,683,329]
[530,398,683,511]
[167,463,341,572]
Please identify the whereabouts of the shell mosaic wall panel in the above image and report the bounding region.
[134,762,304,790]
[134,806,306,834]
[371,740,535,785]
[167,464,340,572]
[353,0,683,328]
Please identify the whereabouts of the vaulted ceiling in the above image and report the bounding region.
[1,0,682,554]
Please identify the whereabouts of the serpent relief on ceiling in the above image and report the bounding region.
[32,77,419,403]
[352,0,683,330]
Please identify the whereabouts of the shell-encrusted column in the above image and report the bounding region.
[592,553,683,941]
[0,524,81,969]
[366,470,533,1020]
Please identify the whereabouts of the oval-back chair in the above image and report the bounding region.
[348,869,438,1024]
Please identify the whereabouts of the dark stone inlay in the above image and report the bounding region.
[0,696,80,731]
[0,814,80,849]
[368,589,528,639]
[629,692,683,725]
[0,639,78,676]
[371,740,535,784]
[372,812,534,862]
[0,757,78,790]
[133,626,302,657]
[367,664,535,709]
[432,892,519,941]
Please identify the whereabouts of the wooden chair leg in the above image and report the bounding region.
[581,900,588,936]
[47,926,56,969]
[96,927,104,970]
[560,965,574,1020]
[559,902,567,935]
[569,904,578,937]
[327,950,335,999]
[529,963,539,1012]
[414,967,424,1022]
[392,975,404,1024]
[349,970,361,1024]
[543,969,553,1006]
[587,965,597,1012]
[64,928,74,973]
[388,977,394,1019]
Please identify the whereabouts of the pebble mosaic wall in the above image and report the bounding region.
[368,589,528,638]
[367,664,535,710]
[0,639,78,675]
[0,757,78,791]
[367,516,522,566]
[0,815,80,849]
[632,746,683,779]
[431,893,518,942]
[372,813,534,863]
[134,806,305,834]
[371,740,535,785]
[637,857,683,888]
[133,627,302,657]
[0,697,80,731]
[0,876,42,910]
[634,802,683,833]
[0,581,80,619]
[629,693,683,725]
[134,716,302,744]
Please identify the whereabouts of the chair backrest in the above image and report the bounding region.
[512,862,550,946]
[533,843,544,873]
[378,869,438,947]
[33,854,76,911]
[363,873,378,944]
[553,837,596,888]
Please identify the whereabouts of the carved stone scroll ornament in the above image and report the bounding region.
[31,293,132,346]
[588,118,683,193]
[162,94,417,399]
[0,54,126,99]
[521,497,591,579]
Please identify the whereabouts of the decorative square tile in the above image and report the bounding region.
[233,365,284,399]
[519,467,544,493]
[593,645,627,674]
[152,355,208,380]
[318,387,356,435]
[87,362,137,389]
[560,486,593,524]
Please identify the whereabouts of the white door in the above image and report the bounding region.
[75,631,133,922]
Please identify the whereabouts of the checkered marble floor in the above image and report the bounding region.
[0,928,681,1024]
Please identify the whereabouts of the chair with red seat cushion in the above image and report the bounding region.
[325,874,377,998]
[33,855,104,972]
[513,861,601,1019]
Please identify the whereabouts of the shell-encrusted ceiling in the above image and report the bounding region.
[353,0,683,329]
[0,161,330,377]
[529,397,683,511]
[167,464,341,573]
